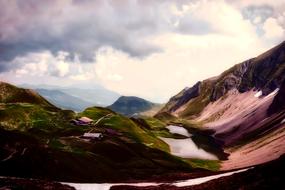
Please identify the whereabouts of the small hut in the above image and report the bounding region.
[71,117,93,126]
[82,132,103,140]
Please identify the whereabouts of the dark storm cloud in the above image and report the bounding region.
[0,0,182,72]
[0,0,227,73]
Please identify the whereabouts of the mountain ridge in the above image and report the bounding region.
[158,40,285,118]
[20,84,121,107]
[0,82,55,108]
[35,88,93,111]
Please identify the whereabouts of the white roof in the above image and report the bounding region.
[79,117,93,123]
[83,133,102,138]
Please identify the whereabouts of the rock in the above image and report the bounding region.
[268,79,285,115]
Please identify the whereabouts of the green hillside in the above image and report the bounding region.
[108,96,159,116]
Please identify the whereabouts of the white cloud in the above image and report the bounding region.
[69,73,93,81]
[93,0,267,102]
[11,51,94,81]
[56,61,69,77]
[253,16,262,24]
[263,17,284,39]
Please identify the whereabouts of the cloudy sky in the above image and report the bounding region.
[0,0,285,102]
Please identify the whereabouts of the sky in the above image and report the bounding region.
[0,0,285,103]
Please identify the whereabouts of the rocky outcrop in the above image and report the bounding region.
[268,79,285,115]
[210,60,251,101]
[160,82,201,113]
[239,41,285,95]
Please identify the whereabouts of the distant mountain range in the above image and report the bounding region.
[35,89,93,111]
[20,84,120,111]
[108,96,161,116]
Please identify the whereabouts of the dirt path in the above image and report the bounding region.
[93,113,113,126]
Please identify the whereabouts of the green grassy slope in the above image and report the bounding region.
[108,96,158,116]
[0,82,55,107]
[0,82,223,182]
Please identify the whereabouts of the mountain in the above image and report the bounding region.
[0,82,54,108]
[60,87,120,107]
[0,81,75,131]
[159,41,285,118]
[157,41,285,170]
[35,89,93,111]
[108,96,160,116]
[20,84,120,107]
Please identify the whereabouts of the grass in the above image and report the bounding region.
[0,101,225,180]
[104,115,170,152]
[0,82,54,107]
[180,80,213,118]
[79,107,170,152]
[185,159,220,171]
[0,103,80,138]
[49,138,65,149]
[77,106,115,121]
[142,117,167,130]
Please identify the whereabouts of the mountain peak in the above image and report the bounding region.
[108,96,157,116]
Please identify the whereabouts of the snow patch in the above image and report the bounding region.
[281,118,285,124]
[166,125,190,137]
[63,168,251,190]
[254,88,279,99]
[173,168,251,187]
[254,91,262,98]
[265,88,279,99]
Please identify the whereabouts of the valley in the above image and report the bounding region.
[0,41,285,189]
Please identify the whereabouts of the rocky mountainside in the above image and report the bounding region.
[108,96,159,116]
[158,41,285,118]
[268,79,285,115]
[157,41,285,171]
